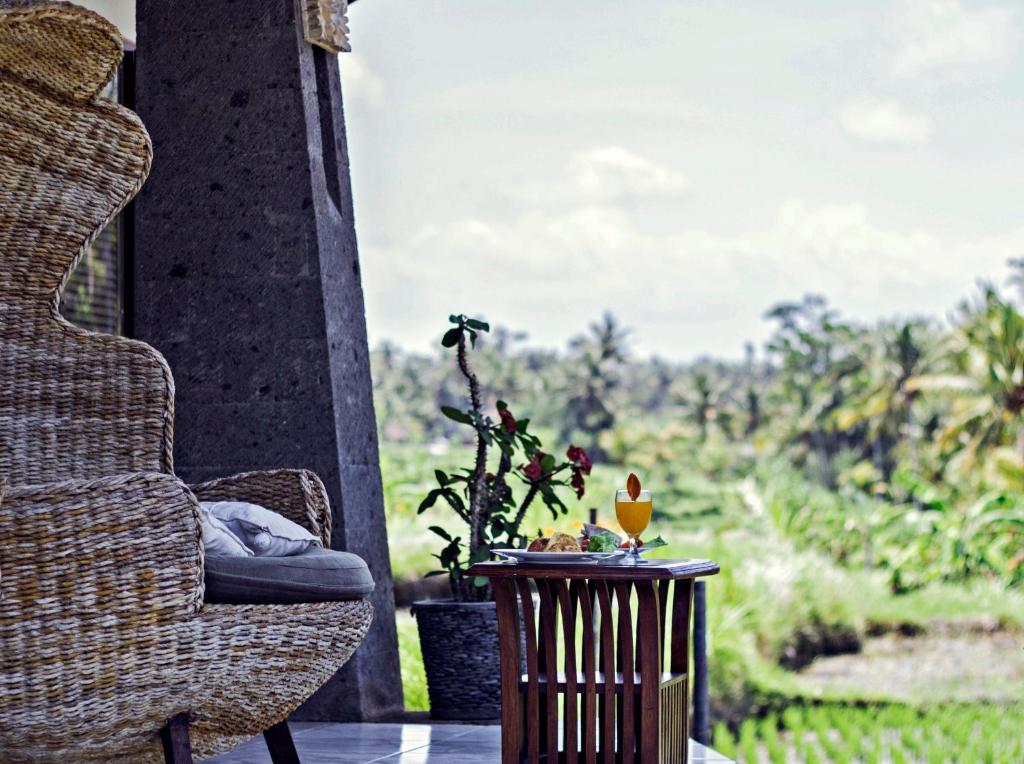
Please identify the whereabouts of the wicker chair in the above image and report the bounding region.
[0,2,373,762]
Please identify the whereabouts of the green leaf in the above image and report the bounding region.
[496,399,508,410]
[469,545,492,564]
[417,489,442,514]
[441,328,461,347]
[465,318,490,332]
[587,533,620,552]
[448,314,461,324]
[473,576,489,587]
[439,541,462,568]
[441,489,466,511]
[468,330,478,348]
[441,405,473,425]
[541,453,556,472]
[434,469,449,485]
[424,570,447,578]
[428,525,453,541]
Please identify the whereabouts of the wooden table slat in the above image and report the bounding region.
[515,578,541,763]
[657,579,670,672]
[595,580,616,763]
[571,579,598,764]
[536,578,560,758]
[636,581,661,759]
[613,582,635,764]
[553,580,579,763]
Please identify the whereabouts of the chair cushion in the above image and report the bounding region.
[204,548,374,604]
[202,500,321,557]
[199,505,255,557]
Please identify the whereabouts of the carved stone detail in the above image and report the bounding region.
[302,0,351,54]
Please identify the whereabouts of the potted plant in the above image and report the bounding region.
[412,314,592,720]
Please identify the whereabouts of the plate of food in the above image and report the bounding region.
[493,527,666,564]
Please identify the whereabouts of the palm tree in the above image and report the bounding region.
[742,342,763,437]
[764,295,863,486]
[835,320,938,480]
[673,366,732,442]
[912,286,1024,473]
[563,312,631,462]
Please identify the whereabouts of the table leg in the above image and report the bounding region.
[516,578,541,763]
[494,578,523,764]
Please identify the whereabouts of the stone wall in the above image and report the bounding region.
[133,0,402,720]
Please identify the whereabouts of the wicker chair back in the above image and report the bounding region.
[0,1,174,486]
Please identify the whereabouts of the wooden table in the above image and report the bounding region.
[468,558,720,764]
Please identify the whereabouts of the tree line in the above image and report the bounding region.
[372,269,1024,589]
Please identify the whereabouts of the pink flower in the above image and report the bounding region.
[499,407,517,433]
[566,445,592,475]
[523,452,545,481]
[570,468,586,499]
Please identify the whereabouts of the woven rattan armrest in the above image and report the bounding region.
[0,472,203,618]
[189,469,332,547]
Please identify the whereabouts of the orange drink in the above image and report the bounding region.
[615,498,652,537]
[615,487,652,565]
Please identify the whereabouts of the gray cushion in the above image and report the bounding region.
[205,548,374,604]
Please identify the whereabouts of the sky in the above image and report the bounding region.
[81,0,1024,360]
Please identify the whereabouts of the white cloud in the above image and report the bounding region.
[567,146,689,200]
[339,53,384,107]
[512,146,688,206]
[841,100,933,145]
[363,192,1024,358]
[889,0,1018,80]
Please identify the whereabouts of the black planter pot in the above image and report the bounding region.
[411,598,502,721]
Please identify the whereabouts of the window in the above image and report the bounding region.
[60,50,134,336]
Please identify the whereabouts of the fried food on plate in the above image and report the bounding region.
[525,531,582,553]
[546,531,581,552]
[527,536,549,552]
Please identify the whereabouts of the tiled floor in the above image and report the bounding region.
[204,722,734,763]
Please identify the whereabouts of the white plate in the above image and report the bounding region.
[492,549,626,564]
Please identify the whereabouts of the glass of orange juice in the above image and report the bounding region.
[615,488,652,565]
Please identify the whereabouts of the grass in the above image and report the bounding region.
[711,703,1024,763]
[396,608,428,711]
[861,580,1024,633]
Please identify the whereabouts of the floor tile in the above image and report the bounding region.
[373,753,486,764]
[202,722,733,763]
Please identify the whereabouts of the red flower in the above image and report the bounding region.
[523,452,545,481]
[566,444,592,475]
[499,407,517,433]
[570,468,586,499]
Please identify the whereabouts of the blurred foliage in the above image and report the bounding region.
[374,278,1024,592]
[379,276,1024,742]
[713,702,1024,763]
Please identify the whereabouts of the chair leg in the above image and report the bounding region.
[161,713,194,764]
[264,720,301,764]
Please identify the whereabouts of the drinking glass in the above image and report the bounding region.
[614,488,652,565]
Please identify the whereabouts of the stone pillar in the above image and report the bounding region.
[133,0,403,720]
